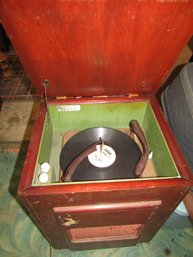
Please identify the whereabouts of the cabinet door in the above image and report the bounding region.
[53,200,162,244]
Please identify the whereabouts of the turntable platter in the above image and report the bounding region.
[60,127,142,181]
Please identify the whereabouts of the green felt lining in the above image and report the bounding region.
[49,102,147,131]
[33,101,179,185]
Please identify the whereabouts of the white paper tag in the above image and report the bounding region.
[88,144,116,168]
[57,105,80,112]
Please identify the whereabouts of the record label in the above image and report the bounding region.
[88,144,116,168]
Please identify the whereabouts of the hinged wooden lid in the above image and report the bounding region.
[1,0,193,98]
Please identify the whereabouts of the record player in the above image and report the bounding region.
[1,0,193,250]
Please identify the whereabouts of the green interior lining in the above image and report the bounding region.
[33,101,179,185]
[38,114,53,163]
[142,105,178,177]
[49,102,147,131]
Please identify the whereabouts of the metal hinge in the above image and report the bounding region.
[128,93,140,98]
[56,96,68,100]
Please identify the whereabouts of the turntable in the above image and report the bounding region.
[60,120,149,182]
[2,1,193,250]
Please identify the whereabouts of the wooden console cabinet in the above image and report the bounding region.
[1,0,193,250]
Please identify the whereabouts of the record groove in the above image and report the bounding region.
[60,127,142,181]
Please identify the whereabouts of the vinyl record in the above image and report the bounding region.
[60,127,142,181]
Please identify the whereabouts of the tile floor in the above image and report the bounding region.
[0,53,37,100]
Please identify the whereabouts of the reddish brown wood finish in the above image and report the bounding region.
[54,201,161,243]
[18,97,193,195]
[1,1,193,97]
[17,97,193,249]
[2,0,193,250]
[19,182,190,250]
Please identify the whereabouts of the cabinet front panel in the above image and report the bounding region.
[53,200,161,243]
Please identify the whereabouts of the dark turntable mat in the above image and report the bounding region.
[60,127,142,181]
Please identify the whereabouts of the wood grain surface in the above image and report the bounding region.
[0,0,193,97]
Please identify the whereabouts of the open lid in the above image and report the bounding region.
[1,1,193,98]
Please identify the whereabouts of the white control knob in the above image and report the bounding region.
[40,162,50,173]
[38,172,49,183]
